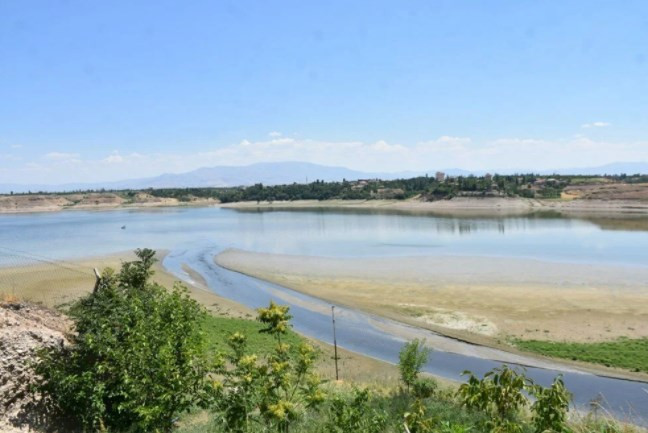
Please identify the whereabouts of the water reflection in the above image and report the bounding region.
[0,207,647,267]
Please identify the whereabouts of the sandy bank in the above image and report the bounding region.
[215,249,648,345]
[0,193,219,214]
[220,197,648,216]
[0,251,251,317]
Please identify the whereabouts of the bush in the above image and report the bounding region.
[458,366,571,433]
[35,249,210,432]
[211,301,325,433]
[530,375,571,433]
[324,388,387,433]
[399,339,430,393]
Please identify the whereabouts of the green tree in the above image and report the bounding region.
[35,249,210,432]
[399,339,430,392]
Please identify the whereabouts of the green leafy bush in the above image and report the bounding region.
[458,366,571,433]
[399,339,431,393]
[530,376,571,433]
[323,388,387,433]
[35,249,210,432]
[211,301,325,433]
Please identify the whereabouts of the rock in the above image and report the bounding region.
[0,302,71,432]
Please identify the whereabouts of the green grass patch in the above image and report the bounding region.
[202,313,303,357]
[514,338,648,373]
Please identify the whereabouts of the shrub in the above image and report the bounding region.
[399,339,431,392]
[35,249,210,432]
[529,375,571,433]
[458,365,529,420]
[458,366,572,433]
[212,301,325,433]
[412,377,438,399]
[324,388,387,433]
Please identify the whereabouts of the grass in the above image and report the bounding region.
[201,313,303,358]
[514,337,648,373]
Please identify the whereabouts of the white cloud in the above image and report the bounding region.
[581,122,610,128]
[10,144,23,149]
[103,152,124,163]
[44,152,81,161]
[268,131,282,137]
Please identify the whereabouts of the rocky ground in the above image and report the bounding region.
[0,300,70,432]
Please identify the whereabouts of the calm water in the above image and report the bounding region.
[1,206,648,267]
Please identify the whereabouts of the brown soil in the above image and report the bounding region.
[215,249,648,344]
[562,183,648,201]
[0,301,70,432]
[0,193,219,213]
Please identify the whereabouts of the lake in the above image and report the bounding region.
[2,206,648,267]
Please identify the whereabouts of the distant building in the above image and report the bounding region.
[484,173,493,182]
[435,171,445,182]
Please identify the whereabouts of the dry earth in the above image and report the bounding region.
[0,193,219,213]
[0,300,70,432]
[215,249,648,344]
[562,183,648,201]
[221,195,648,216]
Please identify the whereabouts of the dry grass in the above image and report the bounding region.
[0,292,20,304]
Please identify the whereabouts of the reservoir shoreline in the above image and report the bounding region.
[2,195,648,216]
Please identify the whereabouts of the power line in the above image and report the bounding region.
[0,246,92,277]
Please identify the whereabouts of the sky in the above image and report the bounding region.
[1,0,647,184]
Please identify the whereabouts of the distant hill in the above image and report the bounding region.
[1,161,647,194]
[539,162,648,176]
[0,162,423,194]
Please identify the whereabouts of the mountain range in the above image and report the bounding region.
[1,161,647,194]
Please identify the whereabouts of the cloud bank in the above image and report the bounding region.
[1,133,647,184]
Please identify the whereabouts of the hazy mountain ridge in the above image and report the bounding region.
[1,161,647,194]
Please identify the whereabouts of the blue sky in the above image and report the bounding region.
[1,0,647,184]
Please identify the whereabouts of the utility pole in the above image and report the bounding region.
[331,305,339,381]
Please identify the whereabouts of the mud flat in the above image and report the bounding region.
[215,249,648,344]
[0,251,250,317]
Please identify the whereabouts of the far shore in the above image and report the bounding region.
[3,193,648,216]
[0,192,220,214]
[221,197,648,216]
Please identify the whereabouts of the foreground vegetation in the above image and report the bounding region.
[514,338,648,373]
[32,250,645,432]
